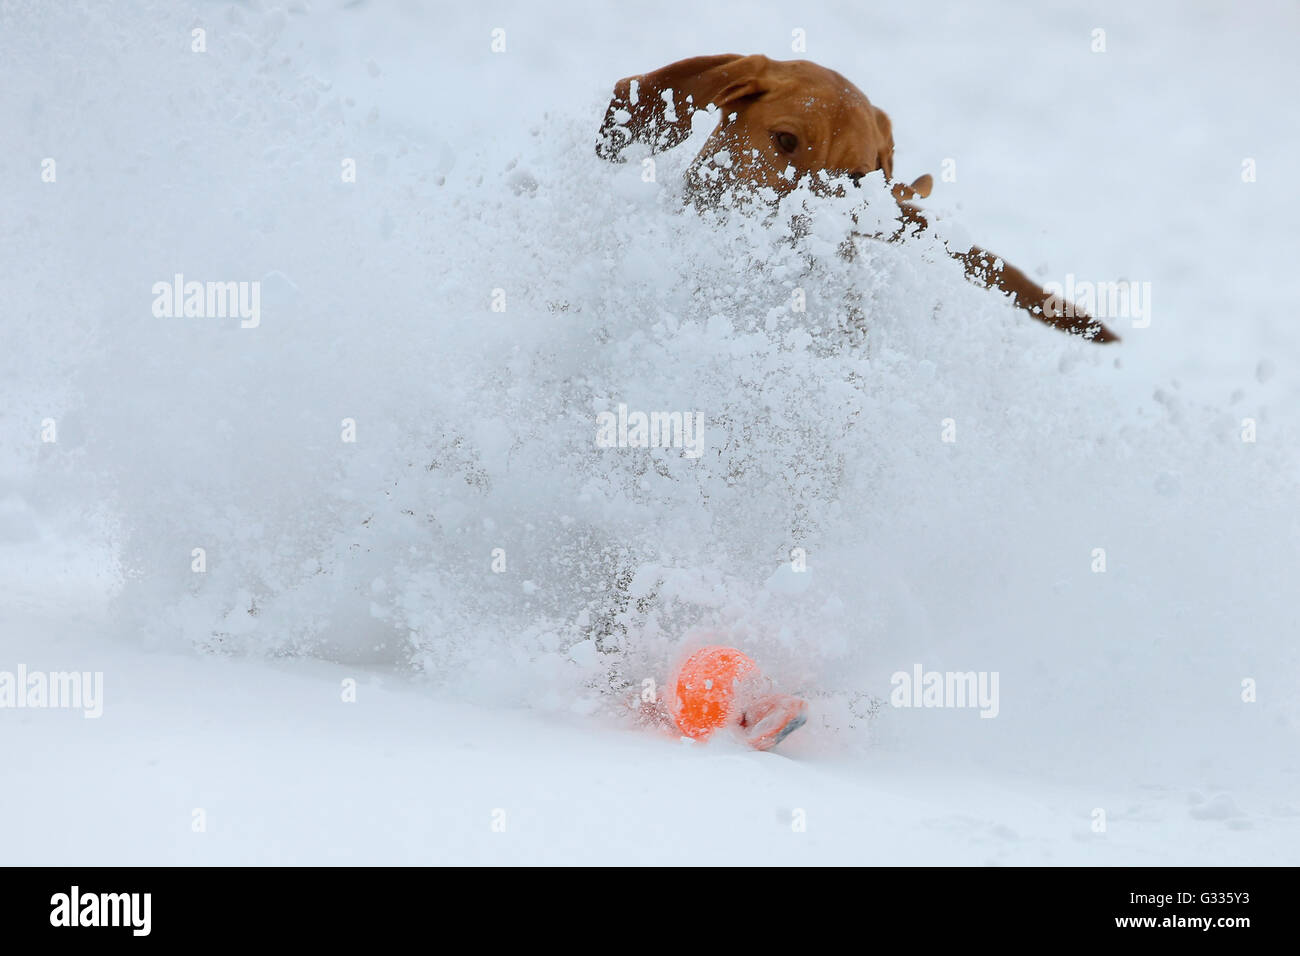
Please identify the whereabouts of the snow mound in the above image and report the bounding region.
[3,0,1296,782]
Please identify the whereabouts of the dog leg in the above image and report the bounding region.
[892,200,1119,343]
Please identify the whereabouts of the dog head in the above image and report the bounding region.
[597,54,932,201]
[596,53,1114,342]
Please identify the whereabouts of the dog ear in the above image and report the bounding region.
[891,174,934,202]
[596,54,768,161]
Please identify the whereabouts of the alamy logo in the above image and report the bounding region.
[151,274,261,328]
[890,663,999,718]
[50,886,151,936]
[596,403,705,458]
[0,665,103,718]
[1044,274,1152,329]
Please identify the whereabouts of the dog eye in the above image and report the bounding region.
[774,131,799,153]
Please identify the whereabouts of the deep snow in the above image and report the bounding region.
[2,0,1298,864]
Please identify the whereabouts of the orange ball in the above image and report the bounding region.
[671,646,758,739]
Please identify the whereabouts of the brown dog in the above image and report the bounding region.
[596,54,1117,343]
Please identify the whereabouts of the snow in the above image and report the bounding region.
[7,590,1292,865]
[2,0,1298,864]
